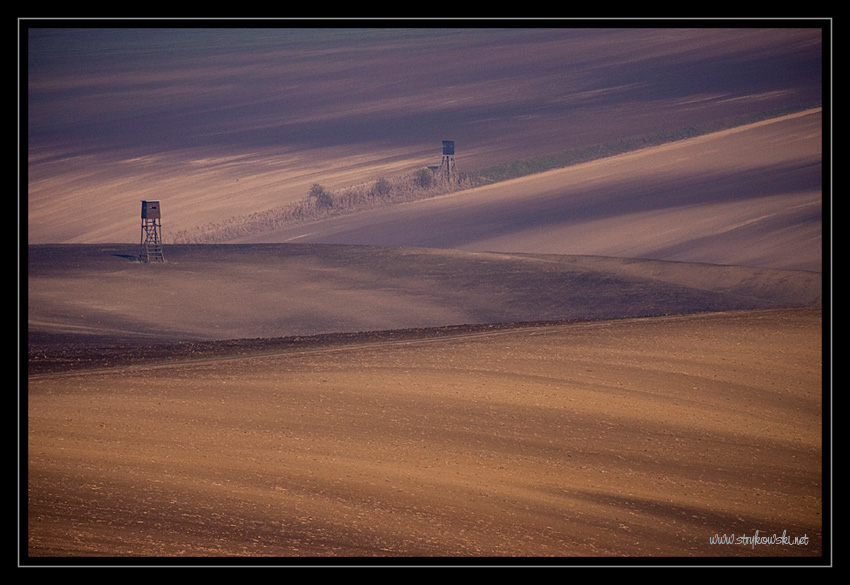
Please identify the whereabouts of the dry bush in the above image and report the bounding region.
[172,169,473,244]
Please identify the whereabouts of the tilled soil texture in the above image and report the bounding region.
[27,321,576,376]
[28,28,823,246]
[27,243,822,374]
[27,308,823,561]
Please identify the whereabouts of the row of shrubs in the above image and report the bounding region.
[171,168,473,244]
[171,104,817,244]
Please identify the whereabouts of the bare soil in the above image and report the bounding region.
[25,243,824,561]
[27,243,821,373]
[24,26,826,564]
[240,109,823,272]
[27,307,823,560]
[27,28,823,248]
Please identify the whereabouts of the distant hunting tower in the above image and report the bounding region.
[440,140,456,181]
[139,200,164,263]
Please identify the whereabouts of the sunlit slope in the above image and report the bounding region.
[27,307,823,557]
[242,110,822,272]
[28,243,822,348]
[27,29,823,247]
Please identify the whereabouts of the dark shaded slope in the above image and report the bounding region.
[28,243,822,369]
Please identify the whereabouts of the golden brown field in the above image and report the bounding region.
[28,308,822,559]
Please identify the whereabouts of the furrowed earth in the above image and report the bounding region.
[26,244,823,560]
[25,26,826,562]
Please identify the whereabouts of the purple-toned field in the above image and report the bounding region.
[239,110,822,272]
[27,27,823,250]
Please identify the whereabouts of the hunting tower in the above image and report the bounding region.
[140,200,164,262]
[440,140,456,181]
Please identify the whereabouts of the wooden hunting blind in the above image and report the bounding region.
[141,200,161,220]
[440,140,456,180]
[139,200,164,262]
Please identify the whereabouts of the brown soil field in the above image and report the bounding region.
[24,25,828,565]
[25,243,825,563]
[27,307,823,561]
[27,243,822,363]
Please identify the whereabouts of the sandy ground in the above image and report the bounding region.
[27,307,822,560]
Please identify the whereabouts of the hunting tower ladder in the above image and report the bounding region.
[140,200,164,263]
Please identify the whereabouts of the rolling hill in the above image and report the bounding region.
[28,242,821,356]
[236,109,823,273]
[24,24,827,562]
